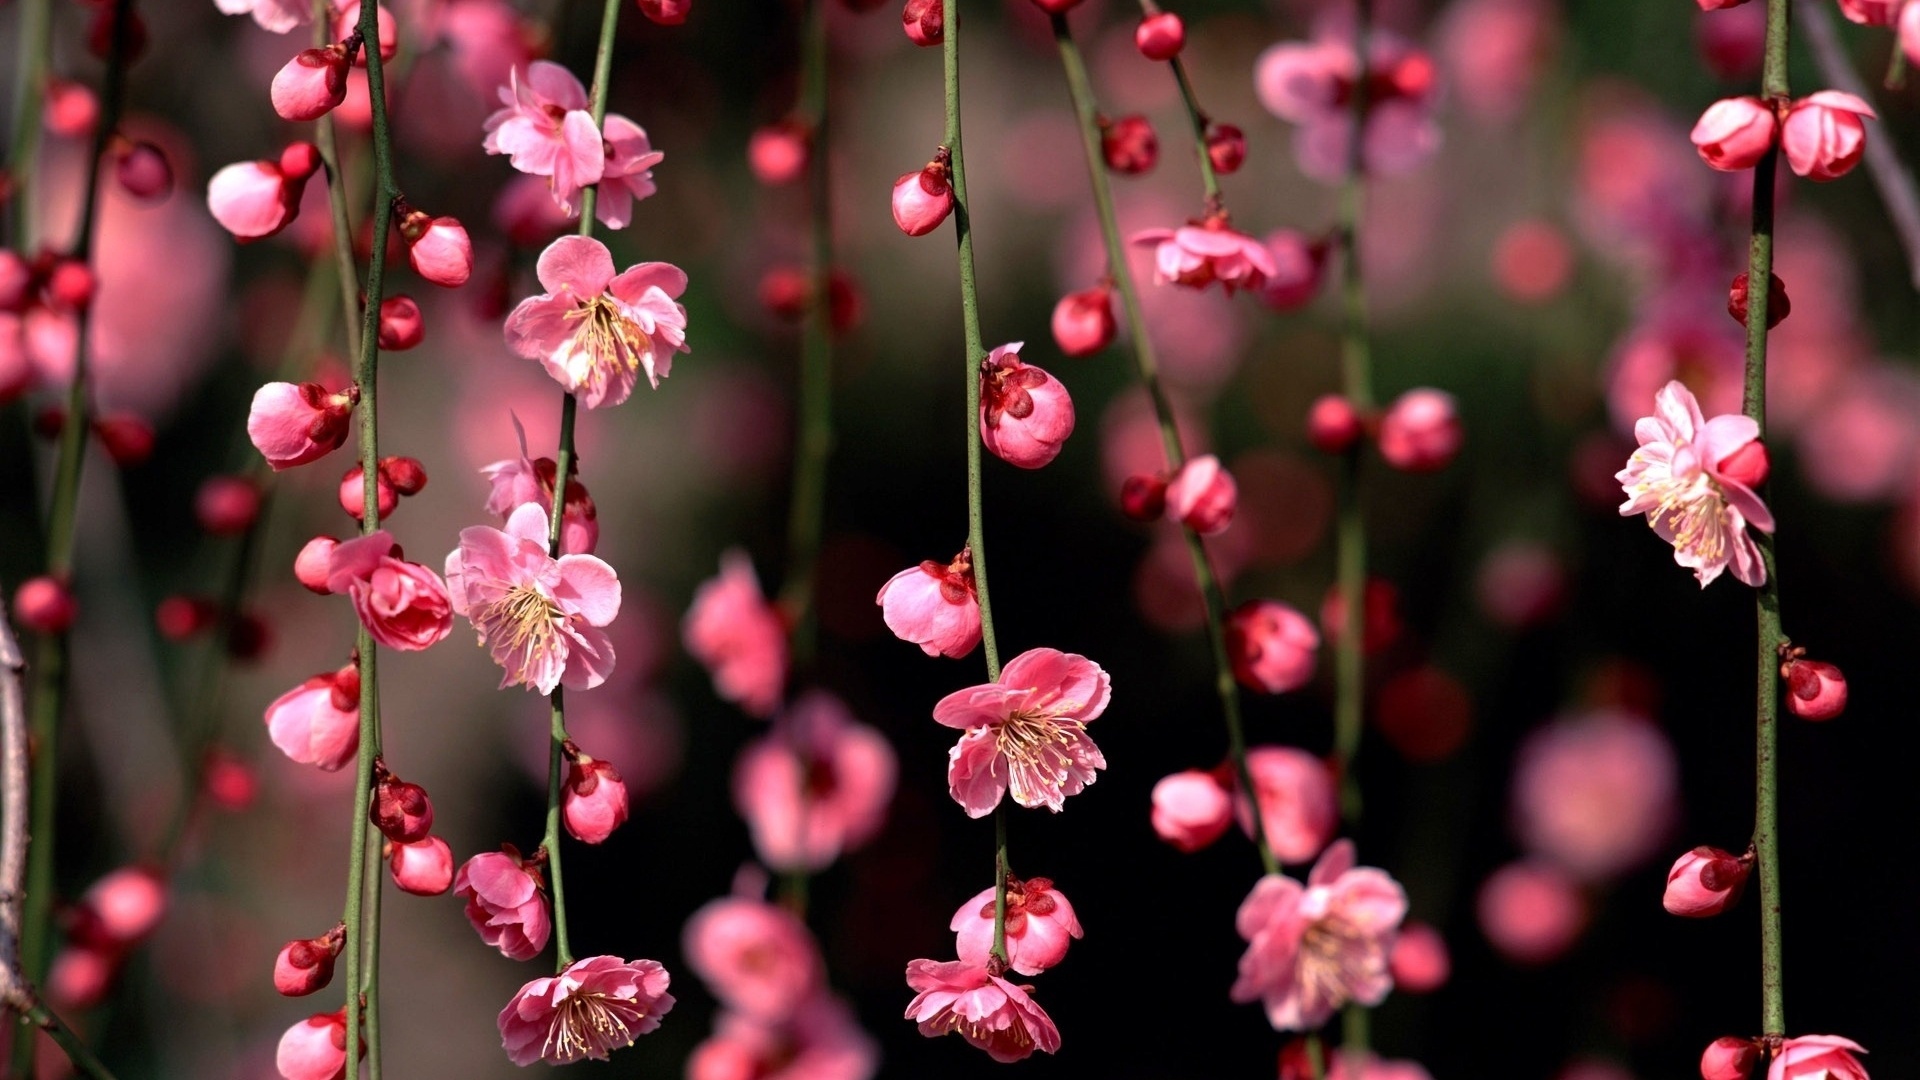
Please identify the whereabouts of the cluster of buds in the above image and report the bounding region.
[1120,454,1238,536]
[337,455,428,521]
[45,867,169,1012]
[1690,91,1876,181]
[1307,388,1464,473]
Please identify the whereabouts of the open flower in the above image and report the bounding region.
[951,876,1083,976]
[594,114,665,228]
[1254,33,1441,182]
[445,502,620,694]
[877,548,981,658]
[504,235,690,408]
[683,550,788,718]
[1131,220,1278,293]
[483,62,605,210]
[683,896,822,1022]
[498,955,675,1066]
[903,959,1061,1063]
[932,647,1110,817]
[732,691,895,871]
[1771,1035,1869,1080]
[1616,379,1775,587]
[455,846,551,961]
[325,532,453,652]
[1231,839,1408,1032]
[479,417,599,554]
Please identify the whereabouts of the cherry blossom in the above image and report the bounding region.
[504,235,690,407]
[932,647,1110,817]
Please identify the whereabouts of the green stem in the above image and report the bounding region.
[544,694,575,967]
[1048,13,1276,876]
[10,2,136,1072]
[990,805,1008,967]
[1747,0,1789,1041]
[4,0,51,248]
[1306,1035,1327,1080]
[361,833,383,1080]
[312,0,363,360]
[10,1002,118,1080]
[1133,0,1222,210]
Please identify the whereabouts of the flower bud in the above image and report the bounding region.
[386,836,454,895]
[1306,394,1363,454]
[1050,285,1115,357]
[1205,123,1247,175]
[1119,473,1167,521]
[564,753,631,844]
[1784,658,1846,721]
[1700,1036,1759,1080]
[202,748,258,811]
[13,575,76,635]
[1101,114,1158,175]
[155,595,219,640]
[892,162,954,237]
[377,295,424,350]
[979,343,1074,468]
[1225,599,1319,694]
[43,78,98,138]
[1663,845,1751,917]
[903,0,943,46]
[1727,271,1790,329]
[371,765,434,843]
[1698,0,1753,9]
[274,926,345,997]
[1782,90,1875,181]
[1716,439,1770,489]
[113,140,173,201]
[279,141,323,181]
[94,412,155,466]
[46,259,95,312]
[1164,454,1236,535]
[1150,769,1233,852]
[398,212,473,287]
[748,120,808,186]
[86,6,148,62]
[638,0,692,25]
[1389,921,1451,993]
[1690,96,1777,171]
[1698,3,1765,80]
[1028,0,1085,11]
[1135,12,1185,60]
[272,45,350,122]
[46,945,116,1012]
[877,551,982,658]
[1377,388,1463,472]
[379,455,428,495]
[71,865,169,949]
[196,474,262,535]
[0,249,30,311]
[758,266,808,320]
[338,463,398,522]
[276,1010,351,1080]
[294,537,338,594]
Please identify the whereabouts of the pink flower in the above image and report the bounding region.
[1781,91,1875,182]
[687,994,878,1080]
[498,955,675,1066]
[876,549,980,658]
[276,1010,352,1080]
[891,163,954,236]
[1151,768,1234,852]
[483,62,606,209]
[683,896,821,1022]
[1388,921,1450,993]
[1904,3,1920,67]
[479,419,599,554]
[455,846,552,961]
[1231,840,1408,1031]
[214,0,309,33]
[1257,229,1328,311]
[951,876,1083,976]
[1477,859,1586,964]
[1513,710,1677,881]
[683,550,789,718]
[732,691,895,871]
[1051,285,1115,357]
[71,865,167,948]
[504,234,690,407]
[1226,600,1321,694]
[1785,657,1848,721]
[1702,1037,1760,1080]
[207,144,320,240]
[595,114,665,228]
[902,959,1061,1063]
[1233,747,1338,864]
[980,342,1075,469]
[1690,96,1777,172]
[1663,845,1751,917]
[445,503,620,693]
[1772,1036,1869,1080]
[1617,380,1775,587]
[1837,0,1896,24]
[272,45,350,122]
[399,212,473,287]
[1254,35,1442,181]
[1377,389,1463,472]
[564,753,629,843]
[1131,221,1278,294]
[247,381,356,470]
[387,836,454,895]
[264,666,360,771]
[325,531,454,652]
[275,926,344,998]
[933,647,1110,817]
[1165,454,1237,534]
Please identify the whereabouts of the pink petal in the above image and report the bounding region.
[555,554,621,625]
[534,235,616,298]
[609,261,689,304]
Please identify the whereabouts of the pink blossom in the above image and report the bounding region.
[749,121,809,185]
[263,667,359,771]
[1785,658,1848,721]
[483,62,605,209]
[207,144,320,240]
[687,994,878,1080]
[498,955,675,1066]
[1663,845,1750,917]
[1799,364,1920,502]
[1477,859,1586,964]
[1699,3,1766,80]
[1226,600,1319,694]
[72,866,167,948]
[732,691,895,871]
[214,0,308,34]
[272,45,350,122]
[1904,3,1920,68]
[683,896,821,1022]
[1837,0,1896,24]
[1131,221,1279,294]
[274,927,344,997]
[1231,840,1408,1031]
[1781,91,1875,182]
[1701,1037,1760,1080]
[387,836,454,895]
[876,549,980,658]
[1254,34,1442,181]
[683,550,788,718]
[1051,285,1115,357]
[1165,454,1237,534]
[1513,709,1676,880]
[1618,380,1774,586]
[479,418,599,554]
[979,342,1075,469]
[1151,768,1234,852]
[455,846,552,961]
[951,876,1083,976]
[1238,746,1338,864]
[504,234,690,407]
[563,753,629,843]
[595,115,664,229]
[902,959,1061,1063]
[1771,1036,1869,1080]
[932,647,1110,817]
[891,164,954,236]
[1690,96,1777,172]
[275,1010,351,1080]
[400,212,473,287]
[1258,229,1328,310]
[445,502,620,693]
[325,531,454,651]
[1378,389,1463,472]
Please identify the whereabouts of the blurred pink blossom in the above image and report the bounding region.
[1236,747,1338,865]
[683,896,821,1022]
[684,550,789,718]
[732,691,895,872]
[1232,840,1407,1031]
[1513,709,1677,880]
[687,994,878,1080]
[1478,859,1587,964]
[1254,32,1441,181]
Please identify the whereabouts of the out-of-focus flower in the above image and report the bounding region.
[1225,600,1319,693]
[445,503,619,694]
[933,647,1110,817]
[876,549,981,658]
[1837,0,1895,25]
[325,531,454,652]
[748,121,808,186]
[1236,746,1337,865]
[1781,91,1874,181]
[902,959,1061,1063]
[1617,380,1774,588]
[215,0,309,34]
[1663,845,1751,917]
[1771,1036,1869,1080]
[1165,454,1236,534]
[980,342,1075,469]
[1136,12,1185,60]
[1232,840,1407,1031]
[1477,860,1586,964]
[733,691,895,871]
[1513,709,1677,881]
[1151,768,1234,852]
[207,143,320,240]
[1377,388,1463,472]
[1698,3,1766,79]
[1051,285,1116,357]
[1475,540,1566,629]
[503,235,689,407]
[1254,33,1441,181]
[498,956,674,1066]
[684,896,821,1022]
[455,846,552,961]
[686,994,878,1080]
[1131,220,1278,294]
[1257,229,1328,310]
[1388,922,1450,993]
[683,550,788,718]
[12,576,76,636]
[952,876,1083,976]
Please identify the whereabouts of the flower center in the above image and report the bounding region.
[479,583,563,656]
[1648,472,1731,564]
[548,992,640,1061]
[994,712,1082,788]
[1298,913,1372,1009]
[566,296,651,381]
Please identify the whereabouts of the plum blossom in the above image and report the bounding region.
[263,665,359,770]
[1771,1036,1869,1080]
[1617,380,1774,587]
[484,62,605,210]
[1237,746,1339,865]
[1131,220,1278,294]
[686,994,878,1080]
[683,550,789,718]
[876,549,981,658]
[1513,709,1677,881]
[498,955,675,1066]
[214,0,309,34]
[595,115,665,228]
[951,876,1083,976]
[479,416,599,554]
[979,343,1074,469]
[455,846,551,961]
[932,647,1110,817]
[903,959,1061,1063]
[325,533,454,652]
[1231,840,1408,1031]
[683,896,821,1022]
[732,692,895,871]
[1254,33,1442,181]
[445,502,619,694]
[276,1009,352,1080]
[504,235,690,407]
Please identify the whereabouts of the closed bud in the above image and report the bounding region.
[1150,769,1233,852]
[94,412,155,465]
[903,0,943,46]
[1225,599,1319,693]
[1028,0,1085,12]
[1784,658,1847,721]
[338,464,398,522]
[1050,285,1115,357]
[13,575,76,635]
[1700,1036,1760,1080]
[278,141,323,182]
[195,474,262,535]
[202,748,258,811]
[1782,91,1875,181]
[638,0,692,25]
[378,455,428,495]
[386,836,454,895]
[1378,388,1463,472]
[1727,271,1790,329]
[274,925,345,997]
[1663,845,1751,917]
[73,865,169,949]
[1101,114,1158,176]
[1389,922,1451,993]
[377,295,424,350]
[1716,439,1770,489]
[271,45,350,122]
[1306,393,1363,454]
[113,140,173,201]
[758,266,808,320]
[370,762,435,843]
[0,249,30,311]
[398,210,473,287]
[563,753,631,844]
[43,78,99,139]
[155,595,220,640]
[294,537,338,594]
[748,121,808,186]
[1205,123,1247,174]
[1690,96,1777,172]
[1135,12,1185,60]
[1119,473,1167,521]
[1164,454,1237,535]
[891,162,954,237]
[46,259,96,312]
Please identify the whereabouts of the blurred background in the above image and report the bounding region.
[4,0,1920,1076]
